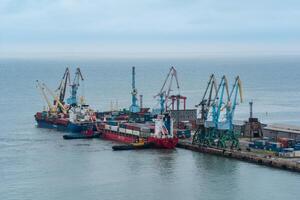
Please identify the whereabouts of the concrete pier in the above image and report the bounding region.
[177,140,300,173]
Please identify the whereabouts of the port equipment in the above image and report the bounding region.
[197,74,218,122]
[67,68,84,107]
[205,75,229,146]
[56,67,70,104]
[218,76,243,148]
[193,75,242,149]
[42,83,68,114]
[154,67,180,114]
[129,66,140,113]
[169,95,187,110]
[36,80,57,113]
[192,74,218,144]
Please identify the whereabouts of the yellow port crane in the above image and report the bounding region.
[36,80,57,113]
[42,83,68,115]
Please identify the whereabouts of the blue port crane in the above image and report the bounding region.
[203,75,229,145]
[67,68,84,107]
[207,75,229,129]
[154,67,180,114]
[129,66,140,113]
[219,76,243,148]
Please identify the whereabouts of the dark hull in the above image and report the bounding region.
[36,118,92,133]
[112,143,154,151]
[63,133,100,140]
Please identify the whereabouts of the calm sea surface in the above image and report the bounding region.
[1,57,300,200]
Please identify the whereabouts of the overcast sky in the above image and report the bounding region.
[1,0,300,58]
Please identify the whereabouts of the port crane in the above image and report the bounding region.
[42,83,68,115]
[154,67,180,114]
[67,68,84,107]
[36,80,68,115]
[208,75,230,129]
[218,76,243,148]
[129,66,140,113]
[36,80,56,113]
[196,74,218,121]
[193,75,230,146]
[192,74,218,144]
[205,75,229,146]
[56,67,70,104]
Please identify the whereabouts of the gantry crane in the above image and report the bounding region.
[67,68,84,107]
[154,67,180,114]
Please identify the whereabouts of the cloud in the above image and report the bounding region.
[1,0,300,58]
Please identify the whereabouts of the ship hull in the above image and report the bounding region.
[101,129,138,143]
[35,116,90,133]
[99,129,178,149]
[147,137,179,149]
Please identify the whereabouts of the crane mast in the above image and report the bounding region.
[129,66,140,113]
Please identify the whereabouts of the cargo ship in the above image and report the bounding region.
[35,68,98,136]
[35,105,96,133]
[97,113,178,149]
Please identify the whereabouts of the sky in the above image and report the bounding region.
[1,0,300,58]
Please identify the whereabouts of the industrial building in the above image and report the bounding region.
[263,124,300,140]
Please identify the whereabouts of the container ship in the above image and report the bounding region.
[97,113,178,149]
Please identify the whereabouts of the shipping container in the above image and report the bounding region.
[140,132,151,138]
[132,130,140,136]
[119,128,126,134]
[110,125,119,132]
[126,129,133,135]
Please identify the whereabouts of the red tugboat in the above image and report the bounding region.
[97,113,178,149]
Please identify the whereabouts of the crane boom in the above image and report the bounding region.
[205,75,229,128]
[36,80,54,111]
[225,76,243,130]
[56,67,70,103]
[196,74,218,121]
[154,67,180,113]
[43,83,67,114]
